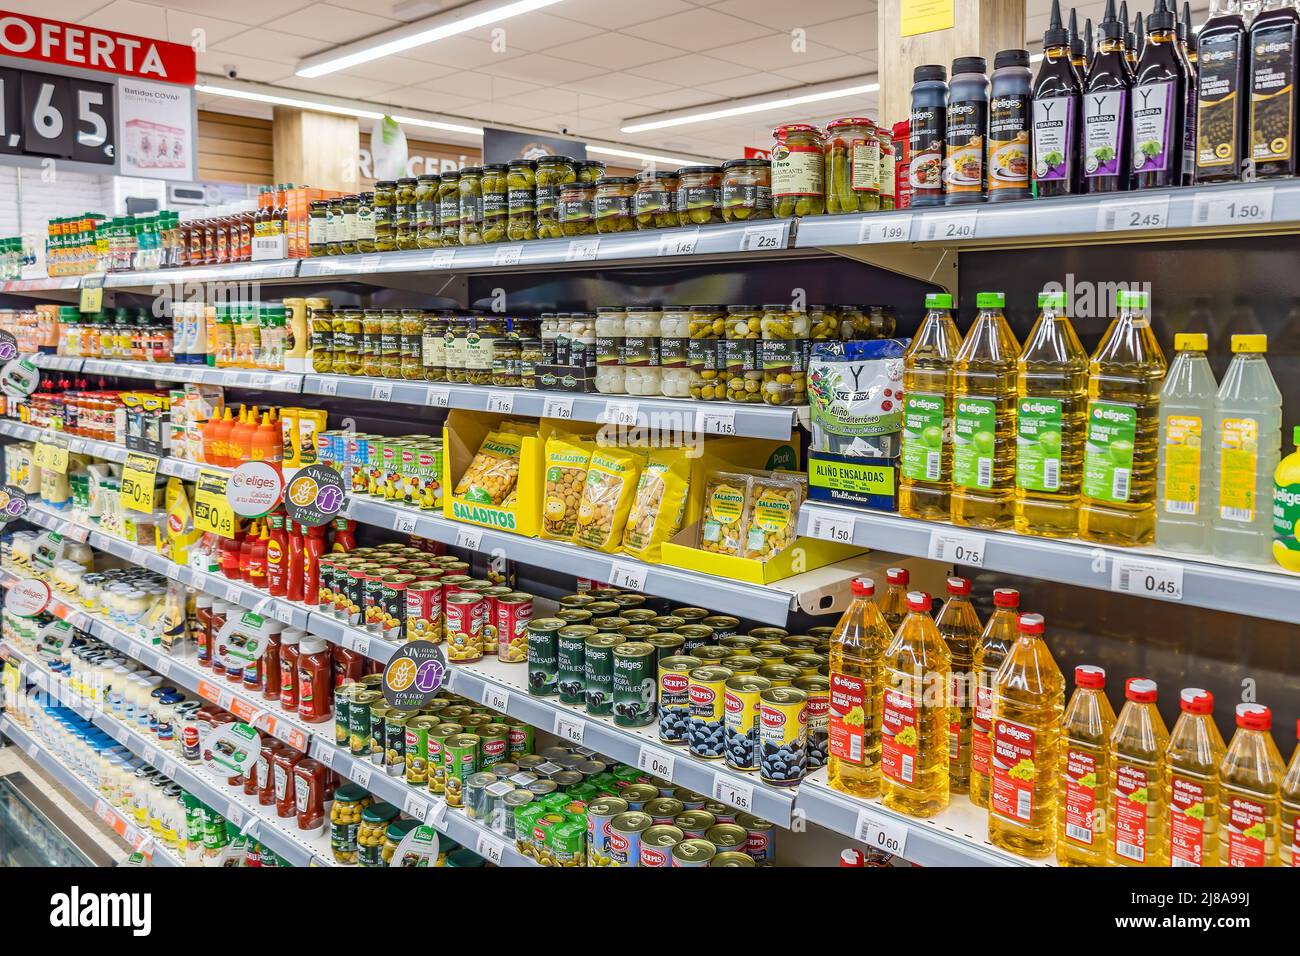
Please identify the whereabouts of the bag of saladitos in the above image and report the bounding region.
[621,446,691,562]
[453,425,529,506]
[575,444,646,552]
[541,432,595,542]
[699,468,805,561]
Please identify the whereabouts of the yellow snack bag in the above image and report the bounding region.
[575,445,645,552]
[498,419,538,437]
[699,470,752,556]
[541,434,594,541]
[741,473,804,560]
[453,430,522,505]
[622,446,691,562]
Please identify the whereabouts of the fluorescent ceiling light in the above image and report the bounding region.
[622,81,880,133]
[296,0,565,78]
[390,115,483,135]
[587,145,697,166]
[196,83,482,135]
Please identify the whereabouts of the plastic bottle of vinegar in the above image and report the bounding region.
[1282,719,1300,866]
[988,612,1065,858]
[1166,688,1226,866]
[881,591,952,818]
[970,588,1020,808]
[1218,703,1285,867]
[1155,333,1218,553]
[935,576,982,795]
[900,294,963,521]
[1058,665,1117,865]
[951,292,1022,529]
[827,577,893,799]
[1014,291,1088,537]
[1079,290,1168,546]
[1108,677,1171,866]
[879,567,911,632]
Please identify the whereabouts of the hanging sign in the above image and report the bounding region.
[1,356,39,398]
[200,721,260,778]
[0,12,197,84]
[4,577,50,617]
[382,640,448,711]
[0,331,17,362]
[0,485,28,524]
[284,463,346,529]
[227,461,283,518]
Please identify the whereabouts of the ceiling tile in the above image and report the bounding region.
[375,86,485,113]
[629,88,719,112]
[561,71,679,102]
[500,87,581,114]
[196,50,296,84]
[710,0,867,32]
[697,71,796,99]
[814,14,877,54]
[401,34,523,69]
[548,0,695,30]
[0,0,104,19]
[547,33,685,70]
[463,11,605,51]
[622,8,775,51]
[150,0,313,28]
[567,100,637,123]
[772,53,876,84]
[488,53,608,85]
[212,29,326,64]
[624,52,753,86]
[291,74,402,98]
[260,3,400,41]
[475,102,553,126]
[708,32,844,70]
[79,0,172,37]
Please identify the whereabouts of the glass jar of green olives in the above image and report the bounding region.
[878,126,896,210]
[771,124,826,217]
[824,118,881,214]
[759,304,810,406]
[415,175,440,248]
[724,305,763,404]
[634,172,678,229]
[400,309,425,380]
[464,316,503,385]
[676,166,723,226]
[720,159,773,221]
[492,337,521,387]
[535,156,576,240]
[362,309,384,377]
[445,314,470,383]
[688,305,725,401]
[804,304,840,368]
[577,160,606,184]
[438,172,461,246]
[422,312,448,382]
[310,309,334,373]
[480,164,508,243]
[559,183,596,236]
[356,192,377,253]
[458,167,484,246]
[339,195,359,255]
[324,199,343,257]
[373,181,398,252]
[308,200,328,256]
[395,177,419,250]
[594,177,636,233]
[338,308,363,375]
[379,309,402,378]
[520,337,543,389]
[506,160,536,241]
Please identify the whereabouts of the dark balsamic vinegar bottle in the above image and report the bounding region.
[1131,0,1186,190]
[1034,0,1084,196]
[1083,0,1136,192]
[1196,0,1250,182]
[1246,0,1300,179]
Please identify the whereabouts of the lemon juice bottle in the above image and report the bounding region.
[970,588,1020,809]
[1108,677,1170,866]
[1058,665,1117,866]
[1080,290,1168,546]
[1155,333,1218,554]
[881,591,952,818]
[1274,428,1300,571]
[1014,291,1088,537]
[935,576,982,795]
[952,292,1022,529]
[827,577,893,799]
[901,294,963,521]
[988,612,1065,858]
[1165,688,1226,866]
[1212,335,1282,564]
[879,567,911,632]
[1219,703,1285,867]
[1281,718,1300,866]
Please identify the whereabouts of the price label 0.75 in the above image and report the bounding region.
[927,529,987,567]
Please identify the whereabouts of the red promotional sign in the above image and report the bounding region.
[0,11,196,85]
[744,146,771,160]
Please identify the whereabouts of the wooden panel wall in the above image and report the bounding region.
[197,111,274,186]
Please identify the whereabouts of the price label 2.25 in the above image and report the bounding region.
[1110,556,1184,602]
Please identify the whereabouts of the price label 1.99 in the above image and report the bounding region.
[860,214,914,244]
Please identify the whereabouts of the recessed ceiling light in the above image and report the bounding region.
[622,81,880,133]
[587,145,699,166]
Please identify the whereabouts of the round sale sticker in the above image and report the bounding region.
[0,485,27,524]
[200,721,261,778]
[283,463,346,528]
[4,578,50,617]
[0,330,17,362]
[226,461,283,517]
[382,640,447,711]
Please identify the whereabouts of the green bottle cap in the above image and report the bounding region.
[1116,289,1149,308]
[1294,425,1300,445]
[1037,290,1067,309]
[976,292,1005,308]
[924,293,954,309]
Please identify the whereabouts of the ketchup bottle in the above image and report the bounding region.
[266,511,289,597]
[278,628,301,712]
[286,520,306,603]
[238,520,257,582]
[303,524,327,607]
[219,530,243,580]
[247,521,268,590]
[295,636,333,724]
[333,646,366,687]
[331,517,357,552]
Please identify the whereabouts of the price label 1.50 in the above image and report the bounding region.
[809,510,855,544]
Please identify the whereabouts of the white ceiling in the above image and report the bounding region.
[29,0,1208,160]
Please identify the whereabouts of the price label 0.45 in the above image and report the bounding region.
[1110,556,1184,602]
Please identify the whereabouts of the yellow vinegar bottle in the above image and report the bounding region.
[951,291,1022,529]
[970,588,1021,809]
[1219,703,1285,868]
[1079,289,1168,546]
[900,293,963,521]
[1282,718,1300,866]
[935,576,982,795]
[1014,290,1088,537]
[1165,688,1226,867]
[881,591,952,818]
[827,577,892,799]
[879,567,911,632]
[987,612,1065,859]
[1109,678,1170,866]
[1058,665,1117,866]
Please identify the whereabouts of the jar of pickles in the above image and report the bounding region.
[356,192,377,253]
[395,177,419,249]
[676,166,724,226]
[330,784,370,864]
[506,160,536,241]
[634,172,678,229]
[458,167,484,246]
[878,125,896,210]
[659,307,691,397]
[623,306,662,396]
[805,304,841,362]
[559,183,596,236]
[342,197,363,254]
[373,181,398,251]
[720,159,772,221]
[357,309,379,376]
[481,164,508,243]
[577,160,605,185]
[594,177,636,233]
[310,309,334,373]
[422,311,449,382]
[535,156,576,240]
[725,304,763,404]
[379,309,402,378]
[559,311,595,370]
[594,307,626,395]
[415,175,440,248]
[445,314,469,384]
[771,124,826,217]
[309,201,328,257]
[338,308,363,375]
[824,118,881,214]
[401,309,425,380]
[759,304,809,405]
[492,337,521,387]
[688,305,725,400]
[438,172,461,245]
[464,315,503,385]
[520,337,543,389]
[357,801,399,867]
[324,199,343,257]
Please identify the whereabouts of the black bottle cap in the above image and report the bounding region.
[1181,2,1197,49]
[1149,0,1174,32]
[995,48,1030,69]
[1044,0,1070,47]
[913,63,947,83]
[1069,8,1084,56]
[1120,0,1131,32]
[952,55,987,75]
[1135,10,1146,44]
[1101,0,1125,39]
[1085,18,1095,56]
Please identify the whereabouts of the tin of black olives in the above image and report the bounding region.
[583,633,625,717]
[612,641,656,728]
[526,617,564,696]
[557,624,597,705]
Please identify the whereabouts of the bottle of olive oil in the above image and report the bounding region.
[1196,0,1250,182]
[1034,0,1084,197]
[900,294,963,521]
[1131,0,1187,190]
[1246,0,1300,178]
[1083,0,1135,193]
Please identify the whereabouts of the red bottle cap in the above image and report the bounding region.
[1074,665,1105,689]
[1236,703,1271,731]
[946,576,971,596]
[993,588,1019,608]
[906,590,931,612]
[1125,678,1158,703]
[840,848,866,867]
[1018,612,1044,634]
[1179,688,1214,714]
[851,576,875,597]
[887,567,909,586]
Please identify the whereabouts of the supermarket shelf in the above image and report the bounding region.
[797,501,1300,625]
[0,419,216,482]
[101,259,301,290]
[35,354,84,373]
[75,357,305,393]
[0,716,183,866]
[2,276,83,293]
[796,767,1050,868]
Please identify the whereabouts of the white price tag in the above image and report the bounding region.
[394,512,419,535]
[927,529,987,567]
[855,807,909,856]
[1097,195,1171,232]
[485,391,515,415]
[476,833,506,865]
[349,762,372,789]
[224,584,243,604]
[143,745,158,765]
[225,804,244,829]
[216,689,234,710]
[272,603,295,625]
[809,510,856,544]
[543,395,574,420]
[554,714,586,746]
[160,757,178,779]
[859,214,914,244]
[427,798,449,827]
[695,408,736,436]
[312,739,336,768]
[1193,187,1274,226]
[343,633,372,657]
[430,249,456,269]
[1110,556,1184,602]
[494,244,524,266]
[68,438,87,454]
[636,744,676,780]
[741,222,784,251]
[454,527,483,551]
[370,383,393,402]
[318,379,338,397]
[403,792,430,822]
[608,561,647,592]
[166,563,184,582]
[658,228,699,257]
[481,685,510,712]
[566,238,600,261]
[920,210,979,241]
[712,773,754,813]
[424,387,451,408]
[155,657,172,678]
[359,254,382,273]
[605,402,639,427]
[248,374,270,389]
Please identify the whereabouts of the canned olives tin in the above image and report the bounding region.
[645,632,684,661]
[794,674,830,770]
[806,625,835,640]
[427,722,463,794]
[723,675,772,772]
[671,837,717,867]
[607,810,653,867]
[757,663,801,687]
[657,655,701,745]
[576,759,607,778]
[713,850,757,867]
[750,645,787,665]
[591,615,627,633]
[612,641,655,727]
[785,652,825,675]
[700,615,740,639]
[611,593,648,611]
[549,821,585,867]
[442,733,480,807]
[619,608,657,625]
[526,618,564,696]
[749,626,789,643]
[384,711,408,776]
[505,718,534,760]
[719,634,759,654]
[557,625,595,705]
[495,591,533,662]
[673,809,716,838]
[723,655,762,677]
[404,715,439,786]
[369,704,393,766]
[479,722,511,767]
[552,770,583,789]
[586,796,629,867]
[675,624,715,654]
[555,608,593,626]
[759,686,808,787]
[781,635,820,652]
[620,783,660,811]
[557,594,595,609]
[405,581,442,643]
[479,585,512,654]
[706,822,748,850]
[584,601,623,617]
[702,800,735,824]
[350,690,381,756]
[444,592,485,662]
[687,665,735,760]
[334,682,357,746]
[692,645,732,664]
[583,633,625,717]
[737,811,776,866]
[642,797,685,824]
[617,623,658,641]
[639,824,684,867]
[673,607,710,623]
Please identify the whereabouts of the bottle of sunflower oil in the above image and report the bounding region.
[1218,703,1285,867]
[1079,290,1168,546]
[900,293,963,522]
[881,591,952,818]
[1282,719,1300,866]
[1014,290,1088,537]
[987,612,1065,858]
[934,576,982,795]
[879,567,911,632]
[1165,688,1226,866]
[970,588,1020,809]
[1057,665,1117,866]
[951,292,1022,529]
[1108,677,1170,866]
[827,577,892,799]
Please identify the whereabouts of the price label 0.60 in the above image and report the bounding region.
[636,744,676,780]
[855,807,909,857]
